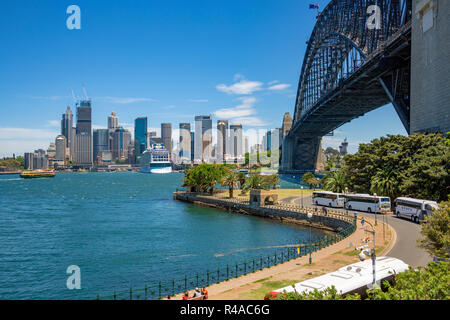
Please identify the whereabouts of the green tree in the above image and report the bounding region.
[370,168,401,201]
[182,164,228,194]
[242,174,270,192]
[322,170,347,193]
[417,200,450,260]
[367,262,450,300]
[264,174,280,189]
[273,285,360,300]
[301,172,320,189]
[221,171,239,198]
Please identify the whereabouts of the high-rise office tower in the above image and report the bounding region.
[24,152,34,170]
[244,136,249,155]
[194,115,212,163]
[190,132,195,162]
[74,132,93,166]
[76,100,92,134]
[161,123,172,152]
[55,135,66,162]
[93,129,110,162]
[216,120,228,163]
[229,124,243,163]
[134,117,148,160]
[179,123,191,162]
[112,127,131,161]
[108,112,119,133]
[61,106,73,149]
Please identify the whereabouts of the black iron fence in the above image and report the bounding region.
[96,217,356,300]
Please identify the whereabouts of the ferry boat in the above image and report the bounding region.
[20,169,55,179]
[139,143,172,174]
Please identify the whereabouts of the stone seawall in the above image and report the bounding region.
[174,192,355,233]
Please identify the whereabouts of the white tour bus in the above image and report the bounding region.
[394,197,439,223]
[312,191,344,208]
[266,257,409,299]
[343,193,391,214]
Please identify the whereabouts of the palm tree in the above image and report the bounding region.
[264,174,280,189]
[242,174,269,193]
[322,170,347,193]
[370,168,400,201]
[301,172,320,189]
[221,172,239,198]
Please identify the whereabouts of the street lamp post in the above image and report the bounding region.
[301,186,304,208]
[307,212,313,264]
[373,193,378,226]
[361,219,377,288]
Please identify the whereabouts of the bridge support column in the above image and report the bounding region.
[292,136,322,172]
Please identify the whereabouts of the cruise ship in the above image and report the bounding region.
[139,143,172,174]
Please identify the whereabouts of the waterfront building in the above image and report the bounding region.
[61,106,74,149]
[281,112,293,138]
[47,143,56,159]
[179,123,191,163]
[93,129,110,163]
[112,127,131,161]
[134,117,148,161]
[216,120,228,164]
[229,124,243,164]
[161,123,172,153]
[24,152,34,170]
[194,115,212,163]
[55,135,66,162]
[244,136,249,155]
[74,132,93,166]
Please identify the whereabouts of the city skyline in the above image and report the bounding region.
[0,0,407,158]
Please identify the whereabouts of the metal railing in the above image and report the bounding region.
[96,214,356,300]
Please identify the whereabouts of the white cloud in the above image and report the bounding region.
[214,97,257,119]
[216,79,264,95]
[267,83,291,91]
[0,127,60,157]
[47,120,60,127]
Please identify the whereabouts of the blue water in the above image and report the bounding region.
[0,172,324,299]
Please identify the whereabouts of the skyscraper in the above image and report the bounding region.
[93,129,110,162]
[179,123,191,162]
[76,100,92,134]
[190,132,195,162]
[134,117,148,161]
[61,106,73,148]
[112,127,131,161]
[108,112,118,132]
[229,124,243,163]
[194,115,212,163]
[161,123,172,152]
[55,135,66,162]
[216,120,228,163]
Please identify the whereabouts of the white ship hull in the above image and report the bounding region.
[140,165,172,174]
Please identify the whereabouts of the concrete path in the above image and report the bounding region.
[282,194,432,267]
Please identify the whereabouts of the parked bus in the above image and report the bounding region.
[343,193,391,214]
[312,191,344,208]
[265,257,409,299]
[394,197,439,223]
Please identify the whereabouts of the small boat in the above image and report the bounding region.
[20,169,55,179]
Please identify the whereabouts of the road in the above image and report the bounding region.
[281,193,433,267]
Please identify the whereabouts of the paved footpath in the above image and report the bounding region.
[286,194,432,267]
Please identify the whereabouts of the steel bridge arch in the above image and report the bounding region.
[293,0,410,122]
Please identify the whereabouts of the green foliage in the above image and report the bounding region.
[242,174,270,192]
[417,201,450,259]
[221,171,239,198]
[274,261,450,300]
[324,148,343,170]
[273,285,360,300]
[367,262,450,300]
[322,170,347,193]
[182,164,229,194]
[370,168,401,201]
[342,133,449,202]
[264,174,280,189]
[301,172,320,189]
[0,157,24,170]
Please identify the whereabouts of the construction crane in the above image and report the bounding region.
[81,83,89,101]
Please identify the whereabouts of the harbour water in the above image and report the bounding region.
[0,172,325,299]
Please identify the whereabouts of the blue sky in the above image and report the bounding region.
[0,0,407,157]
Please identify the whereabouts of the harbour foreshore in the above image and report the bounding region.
[172,191,395,300]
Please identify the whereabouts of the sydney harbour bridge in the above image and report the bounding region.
[281,0,412,173]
